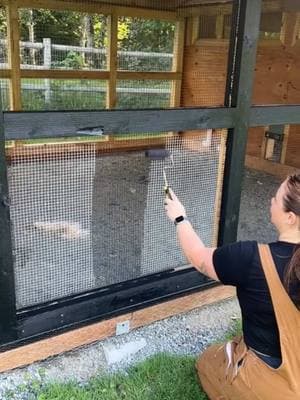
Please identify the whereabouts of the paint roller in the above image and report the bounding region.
[145,149,174,199]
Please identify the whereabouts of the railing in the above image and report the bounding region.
[0,38,173,106]
[0,38,173,70]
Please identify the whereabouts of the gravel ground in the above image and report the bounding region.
[0,167,282,399]
[0,298,240,399]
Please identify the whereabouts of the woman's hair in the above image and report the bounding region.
[282,174,300,308]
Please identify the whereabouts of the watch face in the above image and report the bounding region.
[175,215,184,223]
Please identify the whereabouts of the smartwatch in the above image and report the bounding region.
[174,215,188,226]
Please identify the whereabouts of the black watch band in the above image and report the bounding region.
[174,215,187,225]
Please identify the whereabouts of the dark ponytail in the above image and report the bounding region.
[282,174,300,309]
[284,244,300,309]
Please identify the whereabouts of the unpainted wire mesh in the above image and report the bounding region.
[141,130,226,275]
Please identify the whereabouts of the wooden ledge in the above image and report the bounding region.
[245,155,300,179]
[0,285,235,373]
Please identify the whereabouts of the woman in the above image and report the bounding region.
[164,174,300,399]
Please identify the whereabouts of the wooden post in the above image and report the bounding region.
[260,126,269,159]
[280,12,300,47]
[6,0,21,111]
[219,0,262,245]
[216,14,225,39]
[212,130,227,247]
[280,124,290,164]
[43,38,51,105]
[170,18,186,108]
[185,16,199,46]
[106,13,118,109]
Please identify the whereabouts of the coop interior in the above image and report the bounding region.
[0,0,299,313]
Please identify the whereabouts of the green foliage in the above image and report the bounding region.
[0,8,6,38]
[118,18,175,52]
[21,79,170,111]
[0,80,10,110]
[21,86,106,111]
[17,9,174,53]
[93,15,108,48]
[53,51,85,69]
[19,9,82,45]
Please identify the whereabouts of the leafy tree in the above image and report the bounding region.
[19,9,82,45]
[118,17,175,52]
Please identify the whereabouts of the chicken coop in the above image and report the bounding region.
[0,0,299,370]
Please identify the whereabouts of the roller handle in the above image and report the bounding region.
[164,186,173,200]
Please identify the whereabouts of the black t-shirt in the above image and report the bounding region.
[213,241,299,358]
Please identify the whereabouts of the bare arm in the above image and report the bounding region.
[164,189,219,281]
[176,221,219,281]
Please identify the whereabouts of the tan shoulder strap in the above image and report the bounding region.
[258,244,299,334]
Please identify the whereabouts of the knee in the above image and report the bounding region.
[196,344,222,376]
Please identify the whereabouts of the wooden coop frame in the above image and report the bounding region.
[0,0,300,371]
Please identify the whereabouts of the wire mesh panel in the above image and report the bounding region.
[0,78,10,110]
[180,2,234,107]
[0,7,7,69]
[7,130,226,307]
[2,0,231,310]
[252,0,300,105]
[141,130,226,275]
[116,80,171,108]
[117,17,175,71]
[21,79,107,110]
[18,9,108,70]
[8,144,96,309]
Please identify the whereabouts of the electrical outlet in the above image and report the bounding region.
[116,320,130,335]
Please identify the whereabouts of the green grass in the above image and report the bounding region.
[6,320,242,400]
[35,354,208,400]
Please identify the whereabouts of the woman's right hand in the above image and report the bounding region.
[164,188,187,223]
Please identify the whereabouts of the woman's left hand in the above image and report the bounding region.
[164,188,187,223]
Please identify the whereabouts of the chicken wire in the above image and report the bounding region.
[7,131,226,308]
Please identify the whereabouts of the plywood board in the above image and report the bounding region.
[246,127,266,158]
[245,155,300,178]
[285,125,300,168]
[181,40,300,167]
